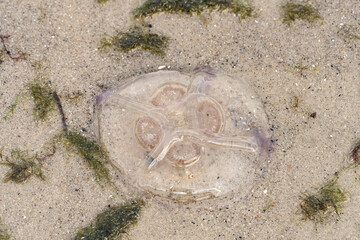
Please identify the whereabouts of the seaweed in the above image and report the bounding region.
[97,0,109,5]
[99,36,113,51]
[50,90,110,186]
[290,95,300,109]
[0,35,27,61]
[0,220,11,240]
[230,0,254,19]
[133,0,254,19]
[0,149,44,183]
[292,61,317,77]
[29,80,56,121]
[2,73,56,121]
[299,179,346,226]
[281,1,321,25]
[350,139,360,167]
[0,228,11,240]
[61,131,110,184]
[74,199,144,240]
[38,4,47,22]
[337,24,360,41]
[53,91,68,131]
[101,27,168,55]
[2,92,25,120]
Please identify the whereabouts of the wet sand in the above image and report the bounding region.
[0,0,359,239]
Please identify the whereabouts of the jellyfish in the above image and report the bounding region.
[94,68,271,201]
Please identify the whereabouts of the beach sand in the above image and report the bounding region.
[0,0,359,239]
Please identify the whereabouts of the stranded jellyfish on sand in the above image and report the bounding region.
[95,68,271,201]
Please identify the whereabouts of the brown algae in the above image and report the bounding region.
[74,199,143,240]
[299,179,346,225]
[100,27,168,55]
[133,0,254,19]
[0,149,44,183]
[61,131,110,184]
[281,1,321,25]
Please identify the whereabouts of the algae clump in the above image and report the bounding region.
[50,90,111,185]
[0,228,11,240]
[338,24,360,41]
[133,0,254,19]
[231,0,254,19]
[101,27,168,55]
[62,131,110,184]
[281,1,321,25]
[0,221,11,240]
[0,149,44,183]
[97,0,109,5]
[299,179,346,225]
[2,92,25,120]
[29,81,56,121]
[74,200,143,240]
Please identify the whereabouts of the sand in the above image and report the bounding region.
[0,0,359,239]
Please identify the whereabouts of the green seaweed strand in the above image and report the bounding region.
[75,200,143,240]
[63,131,110,185]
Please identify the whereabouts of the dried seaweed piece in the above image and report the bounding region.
[133,0,254,19]
[0,149,44,183]
[74,199,143,240]
[350,139,360,166]
[299,179,346,225]
[281,1,321,25]
[29,81,56,121]
[101,27,168,55]
[62,131,110,184]
[53,91,68,131]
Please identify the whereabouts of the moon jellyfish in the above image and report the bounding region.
[95,68,271,201]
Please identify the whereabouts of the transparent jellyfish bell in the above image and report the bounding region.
[94,69,271,201]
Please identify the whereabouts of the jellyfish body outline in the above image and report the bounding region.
[111,71,260,170]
